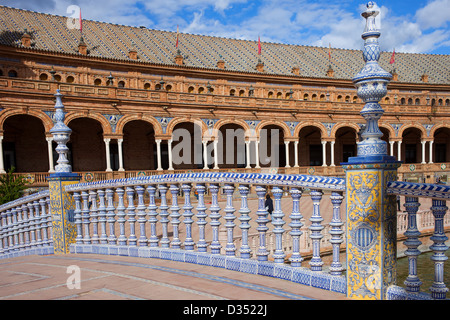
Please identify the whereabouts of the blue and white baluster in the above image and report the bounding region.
[238,185,252,259]
[289,187,303,267]
[97,189,108,244]
[255,186,269,261]
[1,212,7,253]
[22,204,30,248]
[81,191,91,244]
[309,189,324,271]
[182,183,195,250]
[73,192,83,245]
[135,186,148,247]
[17,205,25,250]
[46,197,52,241]
[195,184,208,252]
[33,201,42,247]
[6,210,12,251]
[223,184,236,256]
[39,198,49,247]
[169,184,181,249]
[0,213,4,254]
[27,203,36,248]
[126,187,137,246]
[116,188,127,246]
[209,184,222,254]
[11,208,19,251]
[89,190,99,244]
[403,196,422,293]
[158,184,170,248]
[105,188,117,245]
[429,199,449,300]
[146,185,159,247]
[272,186,285,263]
[329,191,344,275]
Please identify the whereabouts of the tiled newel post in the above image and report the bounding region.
[342,2,401,300]
[48,90,81,254]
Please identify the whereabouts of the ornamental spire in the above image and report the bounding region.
[349,2,395,163]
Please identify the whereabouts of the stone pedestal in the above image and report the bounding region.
[48,173,81,254]
[343,160,400,299]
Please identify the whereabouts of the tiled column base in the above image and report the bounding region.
[0,245,54,259]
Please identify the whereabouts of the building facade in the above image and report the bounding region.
[0,5,449,186]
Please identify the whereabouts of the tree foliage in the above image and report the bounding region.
[0,167,29,205]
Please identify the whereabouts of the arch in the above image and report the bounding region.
[165,117,208,137]
[213,119,250,138]
[256,120,292,139]
[397,124,427,139]
[64,112,112,135]
[293,121,328,139]
[429,123,450,138]
[114,114,162,136]
[379,123,396,139]
[329,122,361,139]
[0,108,53,133]
[122,119,156,171]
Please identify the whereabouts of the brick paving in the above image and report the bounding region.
[0,253,347,301]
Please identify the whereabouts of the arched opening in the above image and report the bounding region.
[402,127,422,164]
[2,115,48,172]
[217,123,246,169]
[335,126,357,164]
[259,124,285,168]
[298,126,322,166]
[8,70,17,78]
[68,118,106,171]
[434,127,450,163]
[171,122,203,170]
[39,73,48,81]
[66,75,75,83]
[123,120,155,170]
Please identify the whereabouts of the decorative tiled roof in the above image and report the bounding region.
[0,5,449,84]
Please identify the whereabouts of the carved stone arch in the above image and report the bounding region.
[379,123,396,139]
[165,117,208,137]
[330,122,361,139]
[114,114,162,136]
[0,108,53,133]
[256,120,291,139]
[65,112,112,135]
[294,121,328,139]
[397,123,427,139]
[429,123,450,138]
[213,119,251,138]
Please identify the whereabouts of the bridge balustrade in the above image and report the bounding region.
[0,190,53,257]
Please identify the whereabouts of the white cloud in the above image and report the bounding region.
[415,0,450,29]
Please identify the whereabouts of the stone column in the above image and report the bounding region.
[429,140,434,164]
[245,140,251,169]
[46,137,55,173]
[104,138,112,172]
[397,140,402,161]
[330,140,336,167]
[202,140,209,170]
[0,136,6,174]
[167,139,174,170]
[155,139,163,171]
[255,139,261,169]
[284,141,290,168]
[294,141,299,168]
[421,140,426,164]
[213,139,219,169]
[389,140,394,157]
[321,140,327,167]
[117,138,124,171]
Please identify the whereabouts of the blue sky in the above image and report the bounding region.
[2,0,450,54]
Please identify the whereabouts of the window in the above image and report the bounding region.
[188,86,195,93]
[276,92,282,99]
[198,87,204,94]
[0,70,3,76]
[144,83,151,89]
[345,96,350,103]
[229,89,235,96]
[400,97,406,104]
[66,76,74,83]
[54,74,61,82]
[118,81,125,88]
[337,95,343,102]
[165,84,172,91]
[268,91,274,98]
[8,70,17,77]
[303,93,309,100]
[311,94,317,101]
[408,98,413,105]
[446,99,449,106]
[239,90,245,97]
[39,73,48,81]
[415,98,420,105]
[94,78,102,86]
